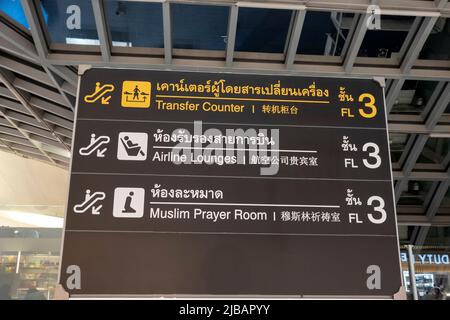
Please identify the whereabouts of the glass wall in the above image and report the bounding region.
[0,227,61,300]
[0,0,30,29]
[235,8,292,53]
[417,137,450,166]
[419,18,450,61]
[358,15,414,59]
[401,245,450,300]
[104,0,164,48]
[172,4,229,50]
[398,180,434,206]
[391,80,438,114]
[389,133,409,163]
[39,0,99,46]
[297,11,354,56]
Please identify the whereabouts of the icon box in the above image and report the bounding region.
[117,132,148,161]
[121,81,151,108]
[113,187,145,218]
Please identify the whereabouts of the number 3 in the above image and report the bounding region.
[359,93,377,118]
[367,196,386,224]
[363,142,381,169]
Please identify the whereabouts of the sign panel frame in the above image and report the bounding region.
[58,66,405,299]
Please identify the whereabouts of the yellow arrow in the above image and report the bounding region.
[101,96,111,105]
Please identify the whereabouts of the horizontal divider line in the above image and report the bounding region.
[76,118,386,131]
[71,172,392,182]
[64,229,398,237]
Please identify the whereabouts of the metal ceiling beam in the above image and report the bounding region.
[225,5,239,68]
[421,81,446,119]
[389,123,450,135]
[0,136,23,157]
[30,133,66,150]
[41,47,450,81]
[30,96,74,121]
[0,21,77,90]
[20,0,48,57]
[398,16,422,61]
[415,177,450,245]
[2,109,41,128]
[340,14,359,59]
[0,69,70,151]
[13,78,69,107]
[0,55,54,88]
[0,99,72,138]
[383,214,450,227]
[19,0,78,106]
[285,9,306,69]
[402,135,429,175]
[424,181,440,209]
[400,16,439,73]
[425,82,450,129]
[54,127,72,139]
[343,13,368,73]
[49,65,77,88]
[443,151,450,168]
[162,1,172,65]
[394,134,429,201]
[96,0,449,15]
[0,126,24,138]
[0,20,37,58]
[43,67,75,111]
[0,41,38,64]
[398,134,416,169]
[386,79,405,113]
[0,83,74,120]
[0,106,56,164]
[435,0,448,7]
[92,0,111,62]
[44,113,73,130]
[19,123,59,142]
[44,54,450,81]
[0,133,34,147]
[393,170,449,181]
[0,117,12,127]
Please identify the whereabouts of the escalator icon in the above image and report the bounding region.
[79,133,110,157]
[84,82,115,105]
[117,132,148,161]
[73,189,106,215]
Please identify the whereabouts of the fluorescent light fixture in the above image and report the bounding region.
[236,2,306,10]
[379,9,440,17]
[430,133,450,138]
[66,38,132,47]
[0,210,64,228]
[112,41,133,47]
[65,38,100,45]
[16,251,21,274]
[118,0,165,2]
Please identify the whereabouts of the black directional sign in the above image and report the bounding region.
[60,69,403,297]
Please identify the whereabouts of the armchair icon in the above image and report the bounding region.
[120,135,145,157]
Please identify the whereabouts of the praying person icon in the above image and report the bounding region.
[122,191,136,213]
[113,188,145,218]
